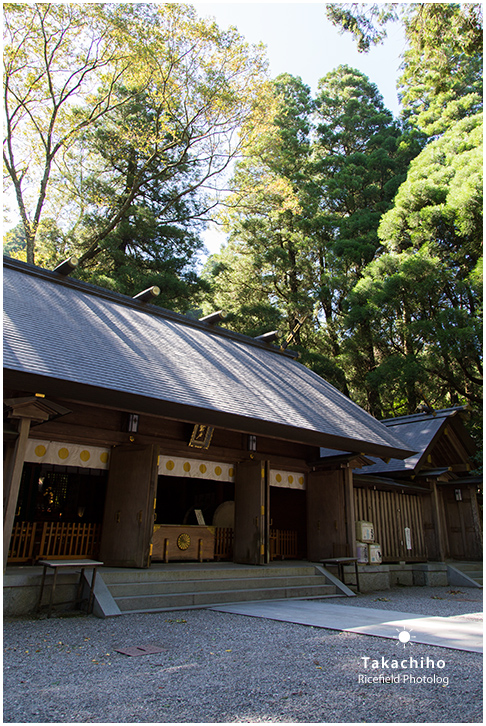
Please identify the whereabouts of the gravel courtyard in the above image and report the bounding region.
[3,586,483,724]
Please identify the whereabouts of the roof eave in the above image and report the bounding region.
[4,369,416,460]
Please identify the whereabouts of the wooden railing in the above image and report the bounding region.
[8,522,38,563]
[214,527,234,560]
[7,522,101,564]
[39,522,101,559]
[270,529,298,560]
[213,527,298,561]
[9,523,298,564]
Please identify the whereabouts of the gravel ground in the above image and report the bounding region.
[3,586,483,724]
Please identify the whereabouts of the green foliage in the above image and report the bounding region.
[322,5,482,419]
[344,245,482,414]
[3,224,26,260]
[207,74,318,342]
[325,4,399,52]
[379,113,483,267]
[3,1,269,306]
[204,68,411,396]
[326,3,483,136]
[398,3,483,135]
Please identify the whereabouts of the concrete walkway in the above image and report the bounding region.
[210,599,483,653]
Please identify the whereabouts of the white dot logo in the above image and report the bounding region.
[396,626,415,648]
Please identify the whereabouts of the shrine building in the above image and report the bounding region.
[4,257,481,614]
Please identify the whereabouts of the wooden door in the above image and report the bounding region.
[307,469,347,561]
[234,460,269,565]
[99,444,158,567]
[443,485,482,560]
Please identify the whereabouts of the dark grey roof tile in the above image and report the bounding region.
[3,260,413,457]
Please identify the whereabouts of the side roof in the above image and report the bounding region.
[3,257,413,459]
[355,407,474,476]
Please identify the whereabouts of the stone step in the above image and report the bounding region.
[462,570,483,580]
[447,563,483,588]
[449,562,483,573]
[109,574,328,598]
[101,564,317,585]
[114,583,336,612]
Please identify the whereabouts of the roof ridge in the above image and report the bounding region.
[3,255,299,359]
[381,407,468,426]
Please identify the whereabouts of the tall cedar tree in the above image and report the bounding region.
[327,3,482,418]
[205,69,413,398]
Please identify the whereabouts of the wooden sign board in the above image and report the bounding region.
[194,509,205,525]
[188,424,214,449]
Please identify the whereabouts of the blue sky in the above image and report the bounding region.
[194,2,406,116]
[192,2,407,253]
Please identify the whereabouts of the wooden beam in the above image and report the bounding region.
[429,481,447,561]
[343,467,356,558]
[3,417,32,570]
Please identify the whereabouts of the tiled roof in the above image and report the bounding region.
[3,258,413,458]
[356,408,470,475]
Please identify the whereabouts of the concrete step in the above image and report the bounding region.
[115,583,336,612]
[462,570,483,579]
[100,564,316,585]
[100,563,339,614]
[447,562,483,588]
[448,561,482,572]
[108,574,328,598]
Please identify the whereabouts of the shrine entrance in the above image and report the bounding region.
[152,474,235,562]
[151,457,307,565]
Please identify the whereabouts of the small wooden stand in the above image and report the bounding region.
[36,559,103,617]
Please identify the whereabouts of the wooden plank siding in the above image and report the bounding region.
[354,488,427,562]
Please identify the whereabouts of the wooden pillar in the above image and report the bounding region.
[3,405,52,570]
[343,466,357,558]
[429,481,447,561]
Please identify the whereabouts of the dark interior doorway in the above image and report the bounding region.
[270,487,307,559]
[16,463,107,523]
[155,476,235,526]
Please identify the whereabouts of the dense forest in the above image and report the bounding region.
[3,4,482,435]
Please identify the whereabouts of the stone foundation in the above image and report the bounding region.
[341,562,449,592]
[4,567,81,618]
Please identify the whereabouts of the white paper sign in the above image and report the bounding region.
[404,527,412,550]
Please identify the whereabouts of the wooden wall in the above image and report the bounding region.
[19,395,315,472]
[354,487,427,562]
[441,484,483,561]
